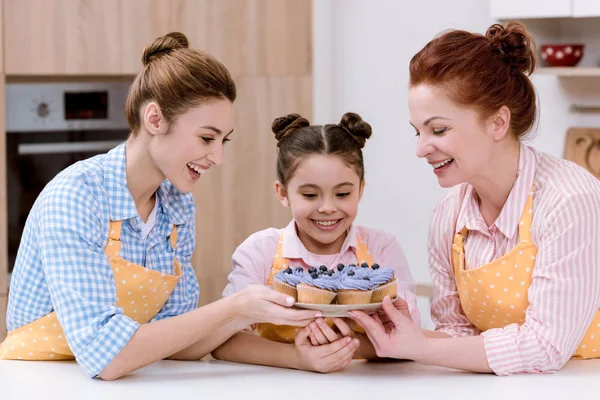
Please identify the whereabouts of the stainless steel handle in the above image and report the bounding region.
[17,140,123,155]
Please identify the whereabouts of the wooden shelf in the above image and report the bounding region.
[537,67,600,77]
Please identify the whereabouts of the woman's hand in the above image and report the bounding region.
[233,285,320,327]
[348,296,427,360]
[294,324,359,373]
[307,318,353,345]
[374,295,413,330]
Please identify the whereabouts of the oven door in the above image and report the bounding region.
[6,129,128,275]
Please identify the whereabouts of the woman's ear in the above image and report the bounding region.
[274,180,290,208]
[488,105,511,142]
[143,102,168,136]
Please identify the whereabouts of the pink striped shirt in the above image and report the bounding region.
[223,220,421,325]
[429,143,600,375]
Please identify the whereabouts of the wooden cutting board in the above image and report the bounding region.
[564,128,600,180]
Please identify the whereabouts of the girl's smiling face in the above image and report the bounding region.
[275,154,364,255]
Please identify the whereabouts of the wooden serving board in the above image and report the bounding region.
[564,128,600,180]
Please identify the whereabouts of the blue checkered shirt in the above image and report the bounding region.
[6,143,200,377]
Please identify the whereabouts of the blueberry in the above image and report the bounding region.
[327,270,334,276]
[319,265,328,272]
[363,276,370,280]
[284,267,293,274]
[336,263,345,272]
[372,263,380,270]
[310,272,319,279]
[294,267,304,273]
[308,267,317,274]
[348,264,357,269]
[361,262,369,268]
[347,270,355,276]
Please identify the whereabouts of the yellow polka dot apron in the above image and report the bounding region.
[452,186,600,359]
[257,232,374,343]
[0,220,182,360]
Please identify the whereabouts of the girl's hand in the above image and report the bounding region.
[234,285,320,327]
[294,325,359,373]
[307,318,353,346]
[348,296,427,360]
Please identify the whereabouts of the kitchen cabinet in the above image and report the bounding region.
[490,0,572,19]
[573,0,600,17]
[491,0,600,19]
[4,0,124,75]
[4,0,311,76]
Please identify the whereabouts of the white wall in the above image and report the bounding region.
[312,0,600,327]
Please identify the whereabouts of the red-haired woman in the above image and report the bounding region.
[350,22,600,375]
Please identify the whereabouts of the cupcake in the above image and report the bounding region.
[273,267,304,300]
[336,269,375,304]
[368,264,397,303]
[297,268,337,304]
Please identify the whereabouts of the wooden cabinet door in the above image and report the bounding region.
[119,0,208,75]
[490,0,571,19]
[0,77,6,297]
[573,0,600,17]
[4,0,123,75]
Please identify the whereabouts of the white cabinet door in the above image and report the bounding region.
[573,0,600,17]
[490,0,572,19]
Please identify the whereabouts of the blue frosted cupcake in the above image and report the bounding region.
[368,264,397,303]
[297,268,337,304]
[336,269,375,304]
[273,267,304,300]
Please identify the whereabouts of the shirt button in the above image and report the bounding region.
[130,218,139,229]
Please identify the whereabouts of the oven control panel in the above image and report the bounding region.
[6,82,131,132]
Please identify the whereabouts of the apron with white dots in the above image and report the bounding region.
[0,220,182,360]
[452,185,600,359]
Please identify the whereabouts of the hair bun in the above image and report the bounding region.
[485,22,536,75]
[272,114,310,144]
[142,32,190,66]
[339,112,372,148]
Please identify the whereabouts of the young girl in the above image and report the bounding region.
[351,22,600,375]
[213,112,420,372]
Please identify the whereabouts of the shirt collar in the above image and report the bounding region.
[281,220,358,260]
[103,143,138,222]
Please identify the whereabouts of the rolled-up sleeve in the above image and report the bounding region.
[38,181,139,377]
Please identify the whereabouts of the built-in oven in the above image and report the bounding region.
[5,81,132,281]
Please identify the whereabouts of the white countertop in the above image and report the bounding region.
[1,358,599,400]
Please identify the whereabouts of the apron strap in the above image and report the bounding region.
[355,235,374,266]
[106,220,123,255]
[169,225,178,251]
[267,233,287,286]
[517,185,535,243]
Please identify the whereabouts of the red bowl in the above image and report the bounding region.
[540,44,584,67]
